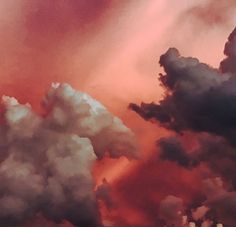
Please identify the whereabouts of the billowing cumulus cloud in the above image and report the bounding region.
[0,83,137,227]
[1,1,236,226]
[129,44,236,145]
[129,26,236,226]
[220,27,236,73]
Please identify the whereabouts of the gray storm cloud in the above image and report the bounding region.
[220,27,236,73]
[0,83,137,227]
[130,26,236,226]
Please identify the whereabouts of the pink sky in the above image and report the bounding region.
[0,0,235,226]
[0,0,234,108]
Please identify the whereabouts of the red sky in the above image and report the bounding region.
[0,0,236,226]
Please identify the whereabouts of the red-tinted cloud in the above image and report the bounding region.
[183,0,236,26]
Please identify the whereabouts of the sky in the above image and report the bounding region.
[0,0,236,227]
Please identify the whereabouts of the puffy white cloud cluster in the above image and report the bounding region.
[44,83,138,159]
[0,83,137,226]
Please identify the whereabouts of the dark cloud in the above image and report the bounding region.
[201,178,236,227]
[132,131,236,226]
[96,179,113,210]
[130,31,236,145]
[158,137,196,168]
[220,27,236,73]
[157,134,236,187]
[129,26,236,226]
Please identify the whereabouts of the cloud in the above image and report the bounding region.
[158,137,196,168]
[220,27,236,73]
[0,83,137,226]
[96,178,113,210]
[202,178,236,227]
[130,39,236,145]
[129,26,236,226]
[159,195,184,226]
[183,0,236,27]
